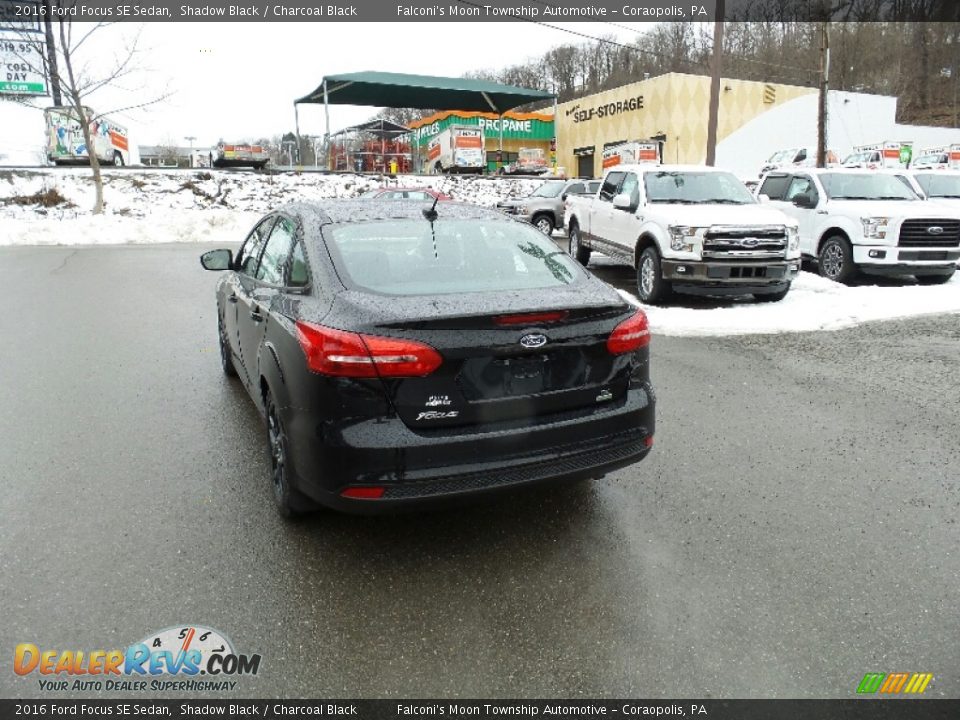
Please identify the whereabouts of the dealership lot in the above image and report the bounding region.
[1,243,958,698]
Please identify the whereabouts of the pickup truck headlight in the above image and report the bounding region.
[668,225,702,252]
[861,217,890,239]
[786,225,800,251]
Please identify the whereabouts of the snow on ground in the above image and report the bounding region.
[0,167,542,224]
[0,167,542,247]
[2,167,959,336]
[616,271,960,336]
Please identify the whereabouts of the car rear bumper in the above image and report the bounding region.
[284,383,655,513]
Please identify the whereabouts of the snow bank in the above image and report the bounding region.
[3,168,958,337]
[617,272,960,336]
[0,168,542,222]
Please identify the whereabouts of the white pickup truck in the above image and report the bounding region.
[565,164,801,304]
[757,168,960,284]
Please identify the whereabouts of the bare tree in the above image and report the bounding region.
[48,17,170,213]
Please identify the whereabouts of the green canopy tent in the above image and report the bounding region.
[293,71,556,171]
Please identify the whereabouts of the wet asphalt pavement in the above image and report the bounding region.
[1,243,958,699]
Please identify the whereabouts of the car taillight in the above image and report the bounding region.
[606,310,651,354]
[295,321,442,378]
[494,311,569,326]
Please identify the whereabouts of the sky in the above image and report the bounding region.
[4,21,647,148]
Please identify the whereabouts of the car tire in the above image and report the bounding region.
[568,222,591,266]
[915,271,955,285]
[533,214,554,235]
[754,285,791,303]
[218,313,237,378]
[636,246,672,305]
[264,388,316,518]
[818,235,856,284]
[434,162,443,175]
[113,151,125,167]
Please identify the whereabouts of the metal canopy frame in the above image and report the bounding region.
[293,71,555,171]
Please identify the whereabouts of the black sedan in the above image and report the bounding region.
[200,200,655,516]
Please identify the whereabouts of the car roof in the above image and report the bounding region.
[611,163,734,174]
[766,167,906,177]
[277,199,507,224]
[907,169,960,175]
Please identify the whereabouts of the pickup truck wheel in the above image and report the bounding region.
[637,246,672,304]
[818,236,856,284]
[915,271,955,285]
[754,285,791,303]
[533,214,554,235]
[568,223,590,266]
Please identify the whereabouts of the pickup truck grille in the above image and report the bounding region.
[702,225,787,260]
[897,219,960,248]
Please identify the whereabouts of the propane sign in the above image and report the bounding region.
[0,31,47,95]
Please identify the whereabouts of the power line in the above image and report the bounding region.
[454,0,818,79]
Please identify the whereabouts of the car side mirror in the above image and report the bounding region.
[612,192,633,211]
[757,193,771,203]
[792,193,816,209]
[561,193,568,201]
[200,249,233,271]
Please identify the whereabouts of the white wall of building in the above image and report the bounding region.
[716,89,960,178]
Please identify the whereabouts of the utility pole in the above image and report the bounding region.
[817,21,830,168]
[42,1,61,105]
[705,0,725,166]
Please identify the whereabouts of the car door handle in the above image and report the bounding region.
[227,294,238,304]
[249,306,263,322]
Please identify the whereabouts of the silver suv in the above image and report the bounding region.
[498,179,601,235]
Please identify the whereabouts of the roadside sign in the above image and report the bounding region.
[0,30,47,96]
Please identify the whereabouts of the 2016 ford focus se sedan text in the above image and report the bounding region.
[200,200,655,517]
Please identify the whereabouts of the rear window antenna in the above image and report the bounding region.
[422,194,440,222]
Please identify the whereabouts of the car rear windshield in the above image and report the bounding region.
[325,218,583,296]
[820,173,919,200]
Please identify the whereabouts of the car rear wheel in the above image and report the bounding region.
[533,214,554,235]
[637,246,672,305]
[568,222,591,266]
[915,271,955,285]
[218,314,237,378]
[113,151,124,167]
[265,389,315,518]
[818,235,856,284]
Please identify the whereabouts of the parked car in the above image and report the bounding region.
[200,200,655,516]
[901,170,960,212]
[497,178,600,235]
[565,164,801,304]
[500,147,550,175]
[361,187,452,201]
[757,168,960,284]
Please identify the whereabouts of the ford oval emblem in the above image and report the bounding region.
[927,226,945,235]
[520,333,547,349]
